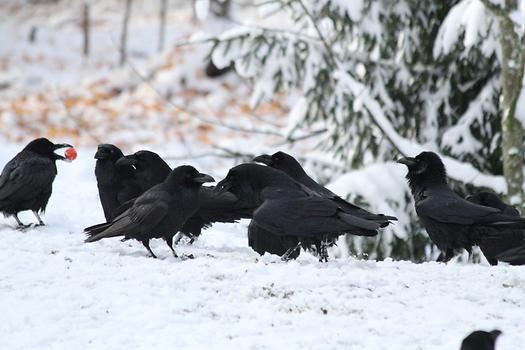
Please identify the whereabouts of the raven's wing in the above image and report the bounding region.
[248,220,300,258]
[253,197,379,238]
[416,194,504,225]
[496,245,525,265]
[293,174,397,223]
[180,187,254,237]
[0,155,55,202]
[85,189,169,242]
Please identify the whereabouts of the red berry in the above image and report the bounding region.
[65,147,77,161]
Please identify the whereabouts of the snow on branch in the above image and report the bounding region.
[335,69,507,192]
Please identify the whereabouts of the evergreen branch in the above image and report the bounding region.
[295,0,338,67]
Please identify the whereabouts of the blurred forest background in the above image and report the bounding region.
[2,0,525,262]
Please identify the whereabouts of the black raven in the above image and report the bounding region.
[115,150,255,243]
[0,137,72,228]
[398,151,525,263]
[461,330,501,350]
[215,163,381,261]
[94,144,142,221]
[84,166,214,258]
[254,151,397,226]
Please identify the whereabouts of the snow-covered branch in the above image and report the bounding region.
[336,69,507,192]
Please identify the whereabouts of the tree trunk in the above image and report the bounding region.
[497,2,525,210]
[158,0,167,52]
[82,2,90,57]
[120,0,133,66]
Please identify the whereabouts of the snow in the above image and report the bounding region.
[194,0,210,21]
[0,143,524,350]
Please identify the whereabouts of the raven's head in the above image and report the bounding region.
[116,150,172,187]
[397,151,447,190]
[167,165,214,188]
[116,150,170,172]
[94,144,124,162]
[460,330,501,350]
[24,137,73,161]
[215,163,297,201]
[253,151,305,178]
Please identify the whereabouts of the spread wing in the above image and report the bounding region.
[180,187,254,236]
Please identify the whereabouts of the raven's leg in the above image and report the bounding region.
[164,236,178,258]
[32,211,45,226]
[281,243,301,261]
[319,236,329,263]
[141,240,157,258]
[14,214,31,229]
[437,249,454,263]
[173,232,183,246]
[444,249,455,262]
[187,233,197,245]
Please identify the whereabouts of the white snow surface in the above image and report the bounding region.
[0,144,524,350]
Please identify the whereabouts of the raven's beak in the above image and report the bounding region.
[214,178,231,195]
[253,154,273,166]
[53,143,73,160]
[396,157,417,167]
[192,173,215,184]
[116,155,137,167]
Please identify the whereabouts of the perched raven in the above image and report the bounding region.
[85,166,214,258]
[94,144,142,221]
[0,138,72,228]
[116,150,255,242]
[461,330,501,350]
[215,163,381,261]
[398,152,525,263]
[254,151,397,226]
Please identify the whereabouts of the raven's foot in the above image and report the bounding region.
[14,214,32,230]
[180,253,195,260]
[32,211,45,226]
[16,223,33,231]
[142,240,157,259]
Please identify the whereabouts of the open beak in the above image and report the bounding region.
[214,178,231,195]
[253,154,273,166]
[396,157,417,167]
[192,173,215,184]
[115,155,138,167]
[53,143,73,161]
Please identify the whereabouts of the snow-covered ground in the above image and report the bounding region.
[0,145,524,350]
